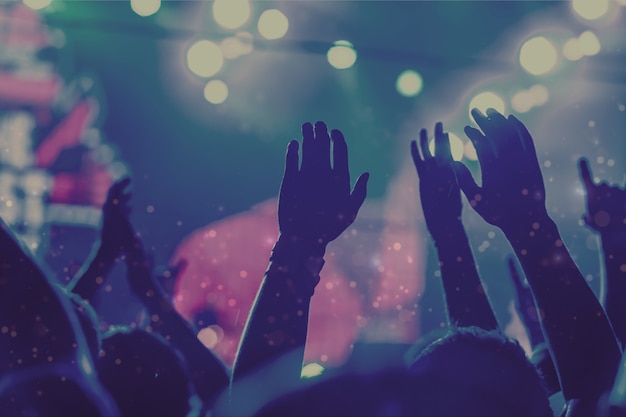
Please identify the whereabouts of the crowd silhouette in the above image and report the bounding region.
[1,108,626,417]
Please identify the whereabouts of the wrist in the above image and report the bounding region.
[274,234,327,259]
[500,213,557,245]
[268,234,327,296]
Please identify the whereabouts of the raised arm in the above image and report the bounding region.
[119,195,229,408]
[67,178,130,302]
[232,122,368,383]
[507,256,560,396]
[579,158,626,348]
[453,109,621,405]
[411,122,498,330]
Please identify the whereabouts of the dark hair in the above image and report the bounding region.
[407,326,552,416]
[0,363,119,417]
[97,328,192,417]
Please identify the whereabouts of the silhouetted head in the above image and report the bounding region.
[406,326,552,416]
[0,363,119,417]
[96,328,192,417]
[253,368,425,417]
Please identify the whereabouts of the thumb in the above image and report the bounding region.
[349,172,369,216]
[452,162,481,205]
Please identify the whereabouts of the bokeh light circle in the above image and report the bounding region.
[519,36,558,76]
[327,40,357,70]
[571,0,609,20]
[468,91,506,119]
[130,0,161,17]
[204,80,229,104]
[22,0,51,10]
[396,70,424,97]
[258,9,289,40]
[187,40,224,78]
[428,132,465,161]
[213,0,251,30]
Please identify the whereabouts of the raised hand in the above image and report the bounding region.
[579,158,626,232]
[68,177,132,301]
[580,158,626,349]
[233,122,368,385]
[453,109,547,230]
[411,122,461,241]
[101,177,132,250]
[278,122,368,248]
[451,110,621,405]
[411,122,498,330]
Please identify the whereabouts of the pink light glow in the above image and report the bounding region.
[172,196,426,368]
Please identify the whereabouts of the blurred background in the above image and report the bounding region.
[1,0,625,374]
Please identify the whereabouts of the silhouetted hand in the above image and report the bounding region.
[453,109,547,230]
[579,158,626,232]
[101,177,132,251]
[411,122,461,241]
[278,122,368,248]
[68,177,132,301]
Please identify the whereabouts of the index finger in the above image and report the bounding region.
[578,158,595,191]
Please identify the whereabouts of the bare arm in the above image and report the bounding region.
[120,205,230,407]
[453,109,621,403]
[232,122,368,384]
[411,122,498,330]
[579,158,626,348]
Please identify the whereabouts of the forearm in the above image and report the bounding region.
[600,231,626,347]
[433,223,498,330]
[503,216,621,400]
[232,236,323,383]
[67,241,119,301]
[129,264,230,403]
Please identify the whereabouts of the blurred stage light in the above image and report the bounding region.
[327,40,357,70]
[258,9,289,40]
[130,0,161,17]
[578,31,601,56]
[197,325,224,349]
[519,37,558,76]
[220,32,254,59]
[511,84,549,113]
[396,70,423,97]
[301,363,325,379]
[468,91,506,118]
[428,132,464,161]
[571,0,609,20]
[562,38,583,61]
[529,84,549,106]
[203,80,228,104]
[187,40,224,77]
[511,91,533,113]
[22,0,51,10]
[213,0,250,30]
